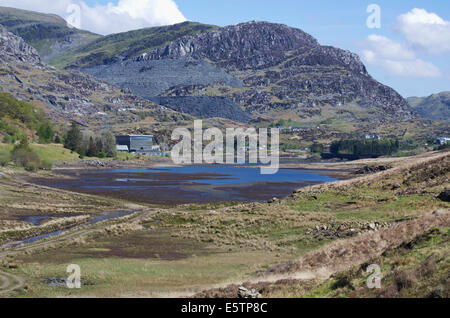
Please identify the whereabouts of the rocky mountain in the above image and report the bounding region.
[407,92,450,123]
[0,23,184,128]
[74,21,416,124]
[0,6,100,62]
[53,21,217,69]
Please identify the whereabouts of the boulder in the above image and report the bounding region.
[238,286,261,299]
[268,197,280,204]
[437,190,450,202]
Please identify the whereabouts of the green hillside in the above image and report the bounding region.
[408,92,450,123]
[0,6,101,60]
[0,92,53,143]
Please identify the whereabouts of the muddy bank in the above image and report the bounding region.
[27,166,341,206]
[54,157,176,170]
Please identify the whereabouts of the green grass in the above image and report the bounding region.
[289,186,449,222]
[0,6,101,59]
[0,143,79,163]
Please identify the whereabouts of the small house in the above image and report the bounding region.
[437,137,450,145]
[116,135,153,154]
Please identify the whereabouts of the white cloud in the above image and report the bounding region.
[361,35,442,78]
[0,0,187,35]
[397,8,450,54]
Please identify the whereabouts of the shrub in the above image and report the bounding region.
[310,142,324,154]
[11,147,40,167]
[331,271,355,290]
[418,256,438,278]
[0,151,9,167]
[98,151,106,159]
[41,159,53,170]
[393,270,416,291]
[10,137,41,169]
[24,161,39,172]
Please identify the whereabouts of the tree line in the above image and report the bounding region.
[64,122,116,158]
[330,138,399,156]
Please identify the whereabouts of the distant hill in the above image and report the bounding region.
[0,6,100,61]
[407,92,450,123]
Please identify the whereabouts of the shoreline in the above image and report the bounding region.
[24,164,345,207]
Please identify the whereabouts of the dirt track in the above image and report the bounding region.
[0,270,24,295]
[0,208,156,296]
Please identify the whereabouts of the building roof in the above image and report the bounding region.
[116,135,153,138]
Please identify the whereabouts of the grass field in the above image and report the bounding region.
[0,143,80,163]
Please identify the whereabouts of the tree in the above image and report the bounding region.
[37,122,54,143]
[99,131,117,158]
[64,122,82,152]
[310,142,324,154]
[330,138,399,156]
[86,136,98,157]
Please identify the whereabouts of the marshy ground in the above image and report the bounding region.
[0,150,448,298]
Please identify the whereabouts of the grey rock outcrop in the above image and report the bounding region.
[80,21,416,123]
[0,24,41,65]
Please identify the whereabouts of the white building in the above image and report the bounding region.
[437,137,450,145]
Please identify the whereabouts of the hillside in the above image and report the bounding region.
[0,92,51,142]
[75,21,416,125]
[0,23,186,130]
[0,6,101,61]
[190,151,450,298]
[51,21,218,69]
[408,92,450,123]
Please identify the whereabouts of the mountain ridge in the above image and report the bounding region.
[0,7,420,128]
[0,6,101,61]
[78,20,415,124]
[407,92,450,123]
[51,21,218,69]
[0,23,185,129]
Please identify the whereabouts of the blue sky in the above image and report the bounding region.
[2,0,449,97]
[177,0,450,98]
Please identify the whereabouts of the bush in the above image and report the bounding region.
[331,271,355,290]
[310,142,324,154]
[24,161,39,172]
[98,151,106,159]
[41,159,53,170]
[0,151,9,167]
[10,137,41,169]
[11,147,40,167]
[394,270,416,291]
